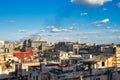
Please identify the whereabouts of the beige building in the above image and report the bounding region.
[0,61,16,79]
[115,47,120,68]
[83,54,116,69]
[13,61,41,79]
[22,38,47,52]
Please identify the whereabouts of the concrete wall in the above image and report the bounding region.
[94,56,115,69]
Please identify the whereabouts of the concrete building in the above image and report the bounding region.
[28,64,50,80]
[44,50,82,65]
[54,42,73,52]
[22,38,47,52]
[27,62,120,80]
[19,62,40,76]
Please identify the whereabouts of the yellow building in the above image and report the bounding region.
[83,54,116,69]
[115,47,120,68]
[83,46,120,69]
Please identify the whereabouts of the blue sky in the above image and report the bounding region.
[0,0,120,44]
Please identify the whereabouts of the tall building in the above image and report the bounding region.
[77,39,80,44]
[22,37,47,52]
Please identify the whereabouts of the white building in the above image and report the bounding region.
[0,40,4,45]
[0,40,4,48]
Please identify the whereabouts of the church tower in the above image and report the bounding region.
[77,39,80,44]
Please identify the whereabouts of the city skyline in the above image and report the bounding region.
[0,0,120,44]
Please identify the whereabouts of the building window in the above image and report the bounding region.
[96,78,100,80]
[102,62,105,66]
[36,75,38,80]
[93,78,100,80]
[33,76,35,80]
[29,73,32,78]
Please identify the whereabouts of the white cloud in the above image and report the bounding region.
[80,37,88,39]
[50,25,56,29]
[61,29,72,32]
[27,32,43,40]
[101,18,109,23]
[69,27,74,30]
[109,29,120,33]
[50,25,72,33]
[69,26,77,30]
[69,24,77,30]
[51,28,61,32]
[71,0,112,7]
[83,32,99,35]
[93,18,109,26]
[50,25,61,32]
[40,30,45,32]
[18,30,26,33]
[103,8,107,11]
[63,37,71,40]
[106,26,111,29]
[80,12,88,16]
[117,2,120,8]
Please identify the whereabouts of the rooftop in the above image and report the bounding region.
[82,54,114,62]
[13,52,34,59]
